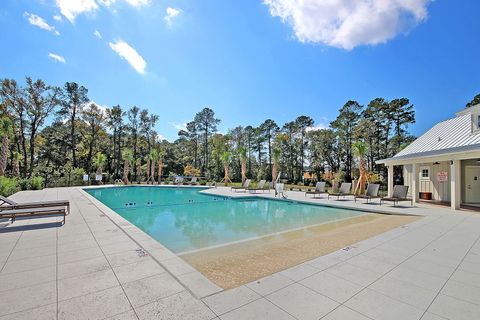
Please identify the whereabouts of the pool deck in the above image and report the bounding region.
[0,185,479,319]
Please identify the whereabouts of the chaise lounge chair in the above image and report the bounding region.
[0,195,70,224]
[207,181,217,188]
[0,195,70,212]
[305,181,328,198]
[174,176,184,185]
[231,179,251,192]
[189,177,198,185]
[327,183,352,200]
[354,184,381,203]
[0,206,68,224]
[380,185,412,206]
[248,180,269,193]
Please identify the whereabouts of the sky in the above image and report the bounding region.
[1,0,479,141]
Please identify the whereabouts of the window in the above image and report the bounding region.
[420,166,430,179]
[474,114,480,132]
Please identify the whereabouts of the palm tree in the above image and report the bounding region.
[12,151,20,177]
[92,152,106,175]
[122,149,133,184]
[238,147,247,184]
[0,117,13,176]
[92,152,106,184]
[272,147,281,187]
[157,148,166,184]
[353,141,368,195]
[220,151,232,186]
[149,149,158,184]
[145,157,151,183]
[135,158,142,183]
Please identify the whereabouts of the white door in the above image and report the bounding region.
[465,166,480,204]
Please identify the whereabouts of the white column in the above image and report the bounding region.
[451,160,461,210]
[388,165,394,197]
[412,163,419,203]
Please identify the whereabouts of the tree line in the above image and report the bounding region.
[0,76,418,188]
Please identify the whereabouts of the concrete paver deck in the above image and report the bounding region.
[0,185,479,320]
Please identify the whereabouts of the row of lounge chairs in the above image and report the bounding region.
[0,195,70,224]
[305,182,412,206]
[231,179,270,193]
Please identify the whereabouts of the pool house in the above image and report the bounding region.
[377,103,480,210]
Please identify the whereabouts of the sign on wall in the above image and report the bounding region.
[437,171,448,182]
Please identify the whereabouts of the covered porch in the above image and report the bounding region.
[381,151,480,211]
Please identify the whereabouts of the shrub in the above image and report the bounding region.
[366,171,382,184]
[0,177,20,197]
[30,176,44,190]
[183,165,201,177]
[18,178,31,190]
[334,170,346,182]
[322,172,335,183]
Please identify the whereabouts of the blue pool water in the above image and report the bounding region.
[85,186,367,253]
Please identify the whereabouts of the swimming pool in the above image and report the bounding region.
[85,186,368,253]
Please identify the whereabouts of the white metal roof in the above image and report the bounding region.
[378,107,480,164]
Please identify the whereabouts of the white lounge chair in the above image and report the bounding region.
[231,179,251,192]
[275,183,287,198]
[327,183,352,200]
[305,181,328,198]
[247,180,268,193]
[380,185,412,206]
[354,184,381,203]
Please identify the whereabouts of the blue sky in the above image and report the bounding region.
[1,0,479,141]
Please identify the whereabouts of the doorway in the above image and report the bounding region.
[465,166,480,204]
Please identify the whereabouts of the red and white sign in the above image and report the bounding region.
[437,172,448,182]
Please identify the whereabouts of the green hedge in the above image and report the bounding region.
[0,176,44,197]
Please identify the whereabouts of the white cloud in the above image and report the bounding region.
[306,124,328,132]
[87,101,108,114]
[164,7,181,26]
[55,0,151,22]
[53,15,62,21]
[109,40,147,74]
[124,0,151,6]
[157,134,168,142]
[172,122,187,131]
[24,12,60,35]
[55,0,98,23]
[94,29,102,39]
[99,0,150,7]
[48,53,66,63]
[263,0,431,50]
[98,0,115,6]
